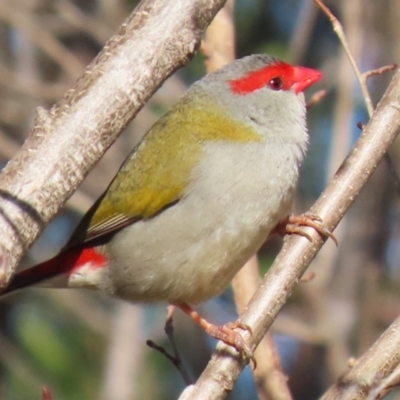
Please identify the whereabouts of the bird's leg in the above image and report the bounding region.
[175,303,253,360]
[271,213,338,245]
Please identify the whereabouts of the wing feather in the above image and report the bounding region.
[66,97,261,248]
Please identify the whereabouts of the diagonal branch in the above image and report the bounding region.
[0,0,227,286]
[179,67,400,399]
[322,316,400,400]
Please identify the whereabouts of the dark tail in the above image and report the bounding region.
[1,248,82,296]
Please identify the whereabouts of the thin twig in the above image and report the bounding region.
[164,305,192,385]
[313,0,374,115]
[146,305,192,385]
[365,64,397,79]
[314,0,400,197]
[300,271,316,283]
[146,340,180,367]
[306,89,327,111]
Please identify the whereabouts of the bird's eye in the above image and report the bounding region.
[268,77,283,91]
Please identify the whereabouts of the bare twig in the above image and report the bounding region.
[364,64,397,79]
[300,271,316,283]
[314,0,397,117]
[147,327,192,385]
[146,340,178,365]
[164,305,192,385]
[179,66,400,400]
[321,316,400,400]
[314,0,400,198]
[146,306,192,385]
[314,0,374,115]
[306,89,327,111]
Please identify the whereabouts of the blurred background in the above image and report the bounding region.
[0,0,400,399]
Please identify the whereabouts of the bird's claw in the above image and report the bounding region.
[176,304,256,367]
[211,319,256,368]
[278,213,338,246]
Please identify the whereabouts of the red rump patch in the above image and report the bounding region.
[229,61,295,95]
[69,247,106,274]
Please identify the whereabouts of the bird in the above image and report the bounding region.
[1,54,327,358]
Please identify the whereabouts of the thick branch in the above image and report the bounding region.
[0,0,226,286]
[180,69,400,399]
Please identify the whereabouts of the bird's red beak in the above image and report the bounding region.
[291,67,322,94]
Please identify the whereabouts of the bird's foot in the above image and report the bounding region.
[207,320,253,359]
[175,303,254,364]
[275,213,338,245]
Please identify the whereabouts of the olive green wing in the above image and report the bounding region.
[67,98,261,248]
[67,122,198,247]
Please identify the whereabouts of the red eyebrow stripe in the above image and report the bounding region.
[229,61,295,95]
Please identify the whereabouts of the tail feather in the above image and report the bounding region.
[1,248,84,296]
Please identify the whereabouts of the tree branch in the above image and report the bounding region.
[0,0,226,286]
[322,316,400,400]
